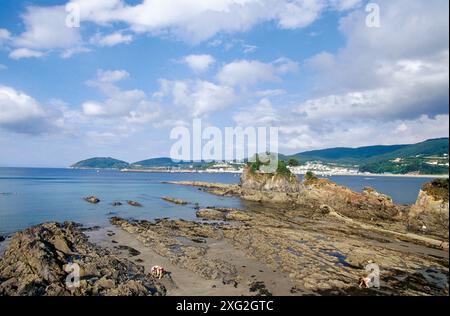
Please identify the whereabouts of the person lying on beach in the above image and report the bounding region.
[151,265,166,279]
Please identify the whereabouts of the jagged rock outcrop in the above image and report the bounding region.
[409,179,449,238]
[0,222,165,296]
[299,176,399,221]
[239,166,300,203]
[0,235,4,242]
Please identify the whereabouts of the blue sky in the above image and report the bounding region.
[0,0,448,167]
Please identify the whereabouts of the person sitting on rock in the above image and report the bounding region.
[358,276,372,288]
[151,265,166,279]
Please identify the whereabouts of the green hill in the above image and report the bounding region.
[290,145,407,165]
[70,138,449,175]
[359,138,449,174]
[71,157,129,169]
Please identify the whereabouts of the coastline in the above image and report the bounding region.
[0,170,448,296]
[119,168,448,179]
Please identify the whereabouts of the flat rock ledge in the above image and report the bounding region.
[0,222,166,296]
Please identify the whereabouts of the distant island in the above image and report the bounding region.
[71,138,449,176]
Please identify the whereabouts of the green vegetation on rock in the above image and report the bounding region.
[422,179,449,203]
[248,153,292,176]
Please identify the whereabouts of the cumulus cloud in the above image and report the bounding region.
[11,5,83,56]
[251,0,450,152]
[183,54,216,73]
[217,58,299,86]
[1,0,362,58]
[81,69,160,124]
[155,79,236,117]
[0,85,53,134]
[66,0,361,43]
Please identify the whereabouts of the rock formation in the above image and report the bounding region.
[0,222,165,296]
[299,176,399,222]
[84,196,100,204]
[162,197,188,205]
[239,165,300,203]
[127,200,142,207]
[237,167,398,221]
[409,179,449,238]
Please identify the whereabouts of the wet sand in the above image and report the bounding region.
[87,226,295,296]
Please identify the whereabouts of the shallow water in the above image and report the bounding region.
[0,167,439,235]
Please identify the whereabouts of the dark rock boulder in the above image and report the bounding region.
[0,222,166,296]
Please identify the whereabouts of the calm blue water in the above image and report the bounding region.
[0,168,440,236]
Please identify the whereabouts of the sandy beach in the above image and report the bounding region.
[87,226,295,296]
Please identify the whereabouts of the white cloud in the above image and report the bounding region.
[0,85,52,134]
[1,0,362,59]
[234,98,279,126]
[97,69,130,83]
[90,32,133,47]
[154,79,236,117]
[183,54,215,73]
[67,0,362,43]
[250,0,449,152]
[9,48,45,60]
[60,47,91,59]
[217,60,279,86]
[13,5,82,53]
[273,57,299,74]
[82,101,106,116]
[81,70,160,125]
[217,58,298,86]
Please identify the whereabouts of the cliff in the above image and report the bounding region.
[409,179,449,238]
[239,166,300,203]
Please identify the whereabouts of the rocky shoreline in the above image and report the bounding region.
[0,222,166,296]
[0,170,448,296]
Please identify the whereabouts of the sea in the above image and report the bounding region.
[0,167,441,236]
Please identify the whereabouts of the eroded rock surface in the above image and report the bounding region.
[112,203,448,296]
[409,179,449,238]
[110,217,238,284]
[0,222,165,296]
